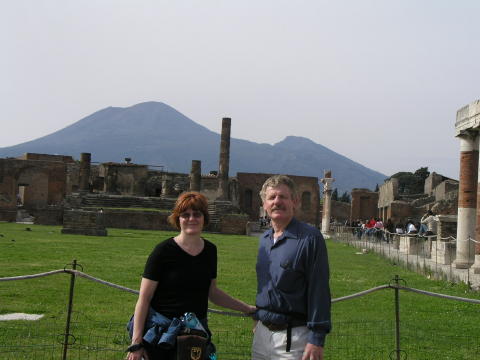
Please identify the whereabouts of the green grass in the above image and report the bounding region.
[0,223,479,359]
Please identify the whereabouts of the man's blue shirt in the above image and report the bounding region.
[255,217,331,347]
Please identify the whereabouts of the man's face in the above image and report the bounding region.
[263,184,298,224]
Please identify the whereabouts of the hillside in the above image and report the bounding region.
[0,102,386,192]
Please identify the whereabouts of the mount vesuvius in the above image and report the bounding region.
[0,102,386,193]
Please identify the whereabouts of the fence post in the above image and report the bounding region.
[394,275,401,360]
[62,259,78,360]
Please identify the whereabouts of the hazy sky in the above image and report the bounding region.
[2,0,479,179]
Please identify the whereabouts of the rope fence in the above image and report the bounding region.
[1,262,480,359]
[331,225,480,288]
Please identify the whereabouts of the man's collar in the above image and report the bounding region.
[262,217,299,240]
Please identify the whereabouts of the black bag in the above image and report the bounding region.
[176,334,208,360]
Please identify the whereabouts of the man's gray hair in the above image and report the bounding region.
[260,175,298,201]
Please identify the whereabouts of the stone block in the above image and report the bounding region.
[219,214,249,235]
[431,241,456,265]
[399,235,423,255]
[62,209,107,236]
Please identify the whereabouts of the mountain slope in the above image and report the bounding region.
[0,102,386,192]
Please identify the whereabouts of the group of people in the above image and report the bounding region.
[352,217,387,240]
[127,175,331,360]
[352,211,438,241]
[259,215,271,227]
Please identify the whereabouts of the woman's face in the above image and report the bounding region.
[178,208,204,235]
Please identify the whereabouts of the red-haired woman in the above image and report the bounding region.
[127,191,255,360]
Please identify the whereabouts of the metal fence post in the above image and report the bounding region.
[467,237,470,286]
[394,275,401,360]
[62,259,78,360]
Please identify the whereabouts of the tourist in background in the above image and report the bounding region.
[127,191,255,360]
[420,210,438,236]
[406,218,418,234]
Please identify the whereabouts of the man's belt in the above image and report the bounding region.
[261,320,305,332]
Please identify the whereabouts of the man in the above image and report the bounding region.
[252,175,331,360]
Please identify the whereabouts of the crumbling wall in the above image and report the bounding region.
[331,200,351,222]
[351,188,378,221]
[0,158,67,210]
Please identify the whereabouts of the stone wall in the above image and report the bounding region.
[378,179,398,208]
[431,198,458,216]
[331,200,351,222]
[31,207,63,225]
[436,215,457,240]
[350,188,378,221]
[62,209,107,236]
[66,162,80,194]
[17,153,74,163]
[0,208,16,222]
[434,180,459,201]
[100,163,149,196]
[102,209,174,231]
[201,175,220,200]
[219,214,249,235]
[389,201,414,223]
[424,172,445,195]
[0,158,68,210]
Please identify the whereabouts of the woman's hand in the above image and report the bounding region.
[244,304,257,316]
[127,347,148,360]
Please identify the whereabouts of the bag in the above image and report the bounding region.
[176,334,207,360]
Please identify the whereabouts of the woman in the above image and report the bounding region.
[127,191,255,360]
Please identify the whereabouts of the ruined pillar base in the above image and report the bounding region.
[431,241,456,265]
[471,255,480,274]
[399,235,421,255]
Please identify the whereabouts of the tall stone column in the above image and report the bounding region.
[473,156,480,273]
[217,117,231,200]
[455,134,479,268]
[79,152,91,192]
[190,160,201,192]
[321,170,334,236]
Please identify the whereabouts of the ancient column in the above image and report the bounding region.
[79,152,91,192]
[321,170,334,236]
[455,134,479,268]
[217,117,231,200]
[473,156,480,273]
[162,177,174,197]
[190,160,201,192]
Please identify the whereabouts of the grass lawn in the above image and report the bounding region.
[0,223,479,359]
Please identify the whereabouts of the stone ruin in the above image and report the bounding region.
[348,99,480,275]
[0,117,321,235]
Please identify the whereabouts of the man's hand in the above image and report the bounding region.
[301,343,324,360]
[252,320,258,333]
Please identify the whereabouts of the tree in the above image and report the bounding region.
[331,188,338,201]
[374,183,379,192]
[414,167,430,181]
[340,191,351,203]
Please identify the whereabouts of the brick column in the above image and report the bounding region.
[473,148,480,273]
[455,134,479,269]
[79,152,91,192]
[321,170,334,236]
[190,160,201,192]
[217,117,231,200]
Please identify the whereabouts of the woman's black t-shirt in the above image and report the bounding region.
[143,237,217,320]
